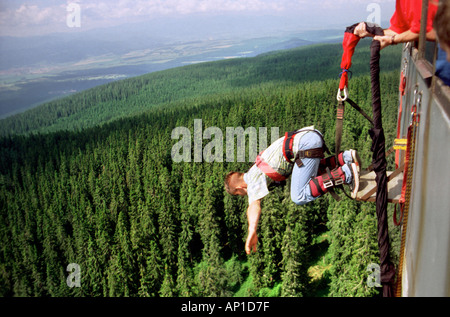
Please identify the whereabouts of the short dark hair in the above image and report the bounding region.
[224,172,241,195]
[435,0,450,45]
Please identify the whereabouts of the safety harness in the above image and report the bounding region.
[255,129,329,183]
[283,130,345,201]
[255,155,288,182]
[282,130,329,167]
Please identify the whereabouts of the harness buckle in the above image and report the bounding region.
[322,174,334,188]
[323,179,334,188]
[334,177,344,186]
[331,168,344,186]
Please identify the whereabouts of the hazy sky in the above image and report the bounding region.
[0,0,396,37]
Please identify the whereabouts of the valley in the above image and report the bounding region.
[0,34,404,298]
[0,30,335,119]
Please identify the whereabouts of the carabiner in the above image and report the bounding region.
[337,87,348,102]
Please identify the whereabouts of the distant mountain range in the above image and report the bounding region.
[0,15,346,119]
[0,38,403,137]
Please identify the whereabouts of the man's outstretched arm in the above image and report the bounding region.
[245,199,261,254]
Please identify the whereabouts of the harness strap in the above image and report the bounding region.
[396,71,407,168]
[283,129,330,166]
[325,168,345,202]
[335,101,345,159]
[335,98,374,161]
[255,154,287,182]
[309,167,343,202]
[282,131,297,163]
[258,129,328,183]
[328,188,342,202]
[310,178,325,196]
[294,148,326,168]
[346,98,374,126]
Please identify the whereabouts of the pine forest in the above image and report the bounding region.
[0,40,404,297]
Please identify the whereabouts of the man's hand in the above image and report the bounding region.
[245,229,258,254]
[374,35,393,50]
[354,22,371,38]
[354,21,392,50]
[245,199,261,254]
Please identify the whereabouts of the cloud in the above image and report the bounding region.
[82,0,287,19]
[0,3,66,35]
[0,0,295,36]
[0,0,395,37]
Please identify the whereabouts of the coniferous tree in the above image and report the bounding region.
[196,167,230,297]
[259,187,285,289]
[138,240,163,297]
[157,166,178,291]
[176,165,197,296]
[0,43,401,297]
[280,203,310,297]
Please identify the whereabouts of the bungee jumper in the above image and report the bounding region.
[223,17,397,293]
[224,127,361,255]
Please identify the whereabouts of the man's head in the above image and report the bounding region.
[435,0,450,61]
[224,172,247,196]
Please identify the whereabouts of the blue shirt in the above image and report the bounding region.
[436,44,450,86]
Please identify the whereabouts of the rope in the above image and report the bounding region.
[339,68,353,79]
[369,36,396,298]
[337,23,396,296]
[395,102,419,297]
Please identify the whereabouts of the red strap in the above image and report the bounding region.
[399,105,417,204]
[393,204,404,227]
[289,136,295,159]
[339,32,361,90]
[395,72,407,168]
[282,131,298,163]
[256,155,287,182]
[282,132,290,162]
[310,178,325,197]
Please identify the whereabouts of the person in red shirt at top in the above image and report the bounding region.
[354,0,438,49]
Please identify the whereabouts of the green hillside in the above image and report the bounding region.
[0,40,403,297]
[0,40,401,137]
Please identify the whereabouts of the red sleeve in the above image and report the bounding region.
[426,1,438,33]
[408,0,438,34]
[409,0,420,33]
[390,0,438,34]
[389,0,410,34]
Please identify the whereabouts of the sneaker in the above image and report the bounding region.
[347,162,360,199]
[348,149,362,173]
